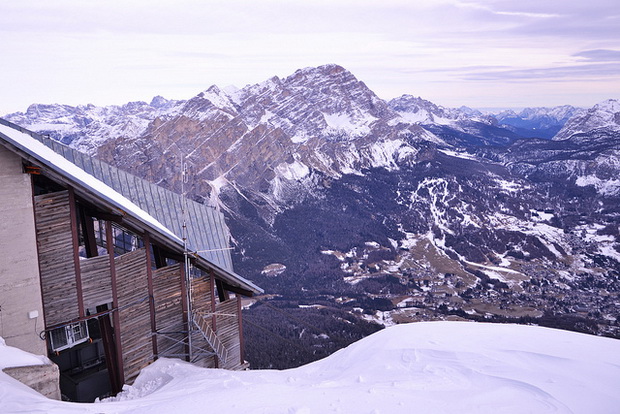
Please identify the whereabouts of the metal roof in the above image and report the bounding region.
[0,118,262,295]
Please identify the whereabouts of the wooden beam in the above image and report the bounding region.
[152,245,167,269]
[29,175,49,344]
[143,233,159,360]
[215,279,229,302]
[220,281,254,298]
[210,269,218,368]
[85,209,123,224]
[179,258,190,361]
[106,220,125,388]
[78,205,99,258]
[98,310,122,393]
[237,295,245,366]
[68,187,85,318]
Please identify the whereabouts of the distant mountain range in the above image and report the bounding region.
[4,64,620,368]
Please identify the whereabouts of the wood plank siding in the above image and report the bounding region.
[191,276,213,314]
[190,276,216,367]
[152,263,185,358]
[114,248,152,383]
[191,277,243,369]
[34,191,79,327]
[80,255,112,310]
[215,298,242,370]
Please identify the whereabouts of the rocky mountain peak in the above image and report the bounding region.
[150,95,172,109]
[387,95,468,125]
[554,99,620,140]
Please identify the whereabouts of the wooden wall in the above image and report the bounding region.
[190,276,216,367]
[33,189,245,382]
[215,298,242,370]
[192,276,213,313]
[153,263,185,358]
[34,191,79,327]
[191,277,243,369]
[115,248,152,383]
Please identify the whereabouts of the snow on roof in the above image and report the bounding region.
[1,321,619,413]
[0,120,262,294]
[0,123,182,244]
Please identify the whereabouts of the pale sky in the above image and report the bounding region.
[1,0,619,115]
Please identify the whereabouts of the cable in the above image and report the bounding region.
[242,316,313,355]
[253,300,325,335]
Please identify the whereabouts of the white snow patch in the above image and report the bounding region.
[0,338,51,370]
[530,209,554,222]
[439,149,480,161]
[275,160,310,181]
[490,212,568,259]
[496,179,521,193]
[322,112,374,136]
[290,131,311,144]
[575,175,620,196]
[259,110,275,125]
[200,88,236,113]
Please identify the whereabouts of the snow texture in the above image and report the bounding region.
[1,321,619,413]
[0,338,51,370]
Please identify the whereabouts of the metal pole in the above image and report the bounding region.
[181,157,193,360]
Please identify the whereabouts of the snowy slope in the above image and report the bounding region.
[2,321,619,413]
[554,99,620,140]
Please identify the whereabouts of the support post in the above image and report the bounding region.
[106,221,125,389]
[144,233,159,361]
[67,187,85,318]
[210,269,218,368]
[179,258,191,361]
[237,295,245,366]
[78,205,98,258]
[215,279,229,302]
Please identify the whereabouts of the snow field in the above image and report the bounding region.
[1,321,619,413]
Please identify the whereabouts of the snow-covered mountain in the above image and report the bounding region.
[3,97,183,154]
[2,322,620,413]
[554,99,620,140]
[387,94,481,125]
[85,65,444,217]
[3,65,619,369]
[494,105,584,139]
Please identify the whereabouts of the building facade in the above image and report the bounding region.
[0,119,262,402]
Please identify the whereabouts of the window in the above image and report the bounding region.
[49,321,90,352]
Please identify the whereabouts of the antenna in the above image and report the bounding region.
[181,156,194,361]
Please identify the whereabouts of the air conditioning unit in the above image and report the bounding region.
[49,321,90,352]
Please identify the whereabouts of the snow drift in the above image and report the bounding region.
[1,321,619,413]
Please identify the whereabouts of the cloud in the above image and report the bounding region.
[463,62,620,81]
[573,49,620,62]
[455,1,561,19]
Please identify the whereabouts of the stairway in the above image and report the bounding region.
[193,312,228,364]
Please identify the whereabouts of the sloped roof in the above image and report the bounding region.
[0,118,262,295]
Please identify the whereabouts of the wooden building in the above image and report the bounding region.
[0,119,262,401]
